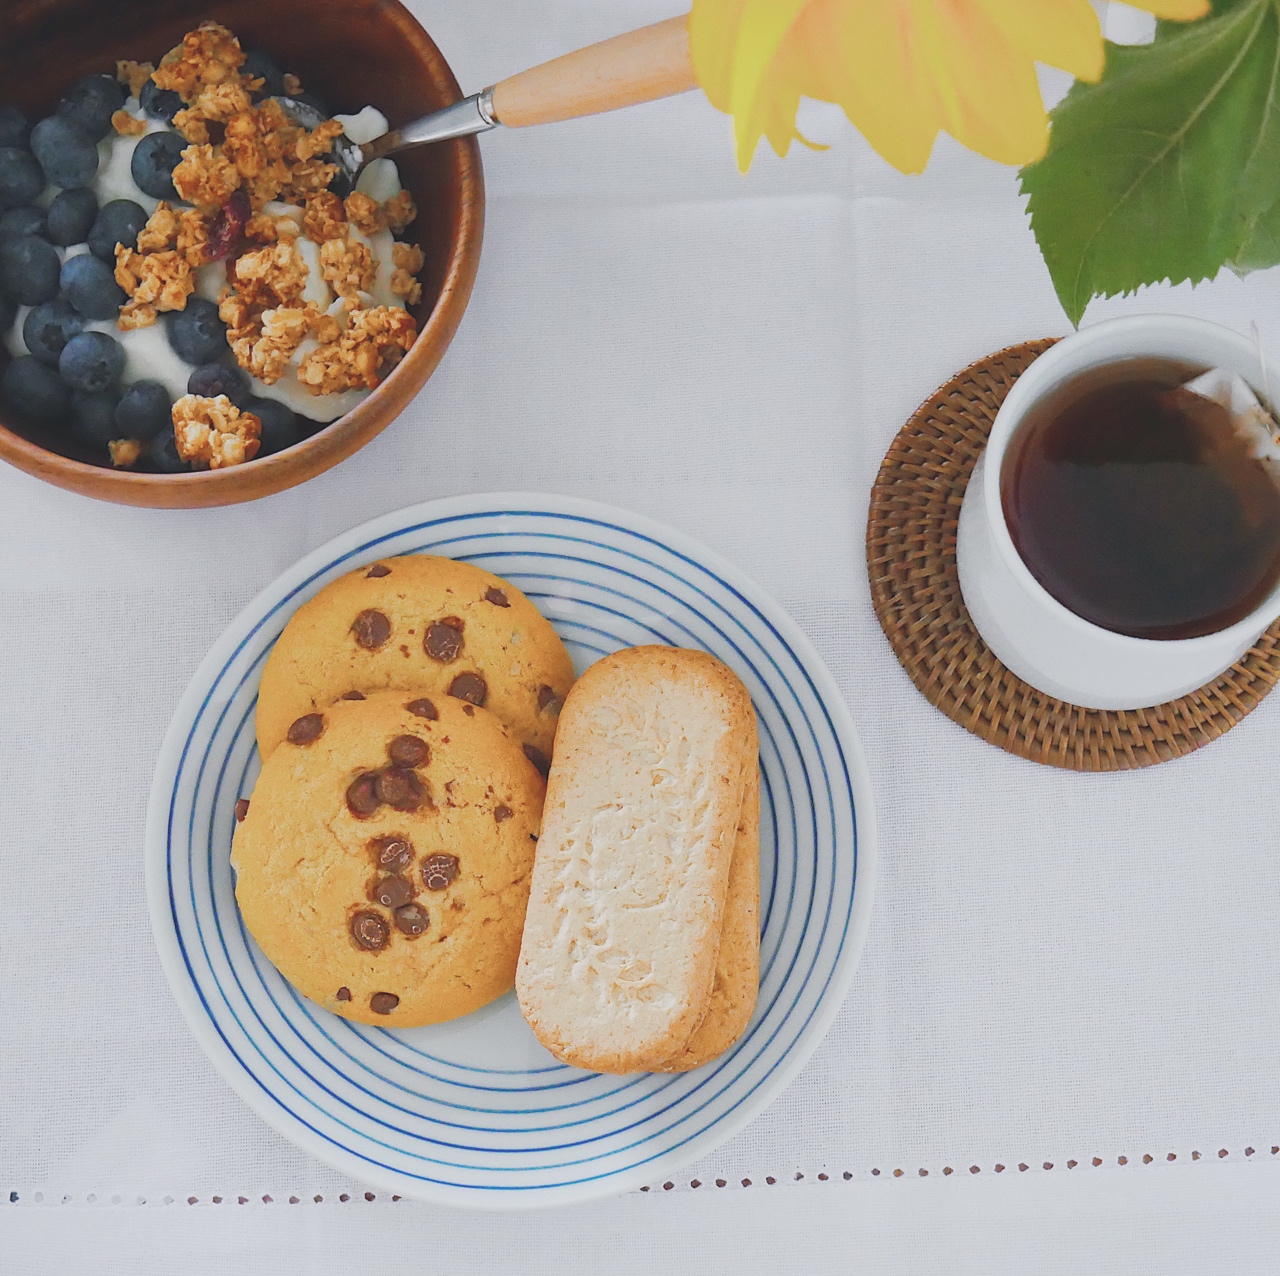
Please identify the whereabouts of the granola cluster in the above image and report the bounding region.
[172,394,262,469]
[107,438,144,469]
[152,23,248,103]
[296,304,417,395]
[216,183,422,393]
[111,109,148,137]
[104,22,428,469]
[113,200,210,328]
[390,243,425,306]
[116,59,155,98]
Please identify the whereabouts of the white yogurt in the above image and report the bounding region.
[295,236,329,307]
[2,95,409,427]
[193,261,225,304]
[87,317,193,401]
[93,100,171,212]
[334,107,388,146]
[5,306,31,357]
[356,157,400,203]
[359,227,403,311]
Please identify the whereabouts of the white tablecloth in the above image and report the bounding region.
[6,1,1280,1268]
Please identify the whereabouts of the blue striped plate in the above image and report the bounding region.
[145,493,876,1209]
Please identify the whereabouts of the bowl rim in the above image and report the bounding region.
[0,1,484,509]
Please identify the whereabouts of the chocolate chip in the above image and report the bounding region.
[234,798,250,822]
[369,836,413,872]
[461,704,474,716]
[335,986,351,1001]
[370,875,414,909]
[387,734,429,768]
[422,853,459,891]
[346,772,381,818]
[448,671,487,706]
[494,804,513,823]
[340,690,366,701]
[523,744,550,777]
[366,564,391,578]
[370,992,399,1015]
[484,587,510,607]
[537,685,563,715]
[375,766,424,811]
[350,910,389,951]
[352,609,391,649]
[393,903,429,937]
[405,698,438,720]
[424,618,464,663]
[286,713,325,745]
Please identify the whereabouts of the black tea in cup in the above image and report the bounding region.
[1001,357,1280,640]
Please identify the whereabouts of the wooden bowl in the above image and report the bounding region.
[0,0,483,508]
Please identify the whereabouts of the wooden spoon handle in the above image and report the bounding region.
[489,15,696,129]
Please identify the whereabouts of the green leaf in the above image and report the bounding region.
[1021,0,1280,325]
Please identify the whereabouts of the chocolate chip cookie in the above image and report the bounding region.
[232,690,545,1027]
[255,555,575,768]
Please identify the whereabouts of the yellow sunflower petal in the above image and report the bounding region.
[688,0,1212,175]
[913,0,1053,165]
[1134,0,1210,17]
[690,0,810,167]
[796,0,946,174]
[976,0,1104,82]
[687,0,745,113]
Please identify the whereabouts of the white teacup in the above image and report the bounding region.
[956,315,1280,710]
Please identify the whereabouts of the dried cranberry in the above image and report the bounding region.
[208,189,251,260]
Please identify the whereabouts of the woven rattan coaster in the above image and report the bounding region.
[866,338,1280,771]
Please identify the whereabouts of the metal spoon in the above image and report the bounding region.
[293,15,696,187]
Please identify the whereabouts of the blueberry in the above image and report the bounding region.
[2,355,70,423]
[87,199,147,262]
[241,49,286,100]
[58,73,126,143]
[140,79,183,124]
[187,361,250,405]
[70,389,122,447]
[22,298,84,367]
[0,291,15,335]
[0,146,44,211]
[149,426,187,472]
[0,205,46,241]
[114,379,171,440]
[61,253,126,319]
[165,298,226,364]
[131,131,186,201]
[0,106,30,148]
[245,396,299,455]
[30,114,100,190]
[46,188,98,247]
[59,330,124,393]
[0,235,60,305]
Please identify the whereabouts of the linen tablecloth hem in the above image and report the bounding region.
[9,1141,1280,1206]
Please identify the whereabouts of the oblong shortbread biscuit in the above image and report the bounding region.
[516,645,756,1074]
[656,761,759,1072]
[255,555,575,765]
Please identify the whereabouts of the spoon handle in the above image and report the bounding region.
[357,14,696,165]
[489,14,695,128]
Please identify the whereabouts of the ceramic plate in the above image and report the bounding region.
[145,493,876,1209]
